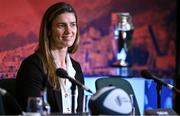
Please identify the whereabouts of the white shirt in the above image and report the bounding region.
[53,53,78,114]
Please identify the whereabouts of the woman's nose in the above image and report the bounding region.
[64,25,71,33]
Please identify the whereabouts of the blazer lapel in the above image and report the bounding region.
[54,90,62,112]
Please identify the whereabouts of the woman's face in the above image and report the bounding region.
[50,12,77,50]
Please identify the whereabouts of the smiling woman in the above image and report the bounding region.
[15,2,84,114]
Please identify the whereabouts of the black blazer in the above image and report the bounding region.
[16,53,84,113]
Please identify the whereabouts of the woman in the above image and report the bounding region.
[16,2,84,114]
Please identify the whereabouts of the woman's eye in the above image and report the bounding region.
[71,23,76,27]
[58,24,65,28]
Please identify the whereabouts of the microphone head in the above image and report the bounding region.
[56,68,68,78]
[0,88,7,96]
[141,70,152,79]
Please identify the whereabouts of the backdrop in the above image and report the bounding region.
[0,0,177,78]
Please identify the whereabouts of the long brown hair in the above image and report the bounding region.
[36,2,80,89]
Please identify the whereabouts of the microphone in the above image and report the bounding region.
[141,70,180,94]
[0,88,7,96]
[56,68,93,94]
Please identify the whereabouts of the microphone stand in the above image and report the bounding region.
[56,68,94,114]
[156,81,162,108]
[71,82,76,114]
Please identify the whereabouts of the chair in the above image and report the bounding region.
[95,77,140,115]
[0,95,5,114]
[0,78,22,115]
[0,78,16,97]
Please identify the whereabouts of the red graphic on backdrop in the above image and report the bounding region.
[0,0,176,78]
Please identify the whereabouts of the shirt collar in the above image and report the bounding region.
[51,50,76,79]
[66,54,76,79]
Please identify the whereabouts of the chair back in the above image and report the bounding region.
[0,95,5,114]
[0,78,22,115]
[0,78,16,97]
[95,77,140,115]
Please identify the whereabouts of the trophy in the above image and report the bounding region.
[111,12,134,75]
